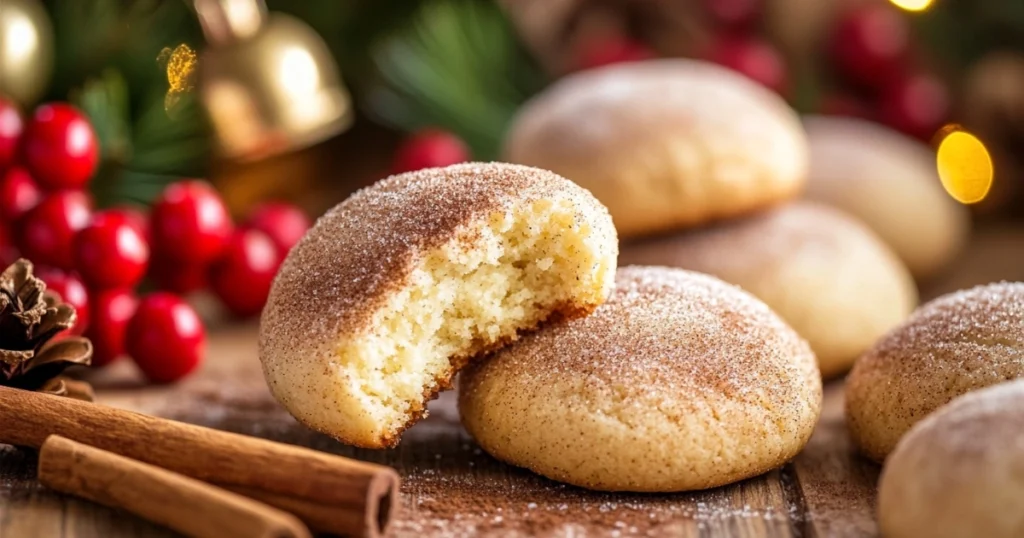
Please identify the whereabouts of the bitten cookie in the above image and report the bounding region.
[804,116,969,279]
[846,282,1024,462]
[259,163,618,449]
[620,202,917,378]
[878,380,1024,538]
[503,59,807,238]
[459,266,822,492]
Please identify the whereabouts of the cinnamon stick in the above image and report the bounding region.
[0,386,398,538]
[39,435,311,538]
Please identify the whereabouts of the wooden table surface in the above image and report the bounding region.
[2,226,1022,538]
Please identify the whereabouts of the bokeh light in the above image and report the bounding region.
[888,0,934,12]
[936,129,993,204]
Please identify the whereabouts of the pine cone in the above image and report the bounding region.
[0,259,93,400]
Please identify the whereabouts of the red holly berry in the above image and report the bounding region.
[210,229,283,318]
[244,202,310,255]
[74,210,150,290]
[35,267,90,336]
[21,103,99,190]
[0,97,23,169]
[150,180,233,264]
[148,255,209,294]
[108,205,149,241]
[831,5,910,89]
[0,167,42,223]
[704,0,763,28]
[17,190,92,269]
[86,289,138,367]
[576,37,656,71]
[126,292,205,383]
[707,37,788,95]
[392,129,471,174]
[879,72,950,141]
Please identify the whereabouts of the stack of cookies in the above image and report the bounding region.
[504,58,968,378]
[258,60,1021,516]
[259,161,822,492]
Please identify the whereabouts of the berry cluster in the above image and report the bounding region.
[827,4,949,140]
[558,1,948,142]
[0,96,311,383]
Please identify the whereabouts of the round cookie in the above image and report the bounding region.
[503,59,807,238]
[804,115,970,279]
[260,163,618,449]
[459,266,822,492]
[846,282,1024,462]
[878,380,1024,538]
[620,202,917,378]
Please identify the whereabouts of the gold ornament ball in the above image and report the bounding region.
[0,0,54,106]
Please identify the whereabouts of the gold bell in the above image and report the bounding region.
[0,0,54,106]
[194,0,353,161]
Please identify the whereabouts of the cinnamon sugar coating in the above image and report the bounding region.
[260,162,618,448]
[846,282,1024,462]
[459,266,822,492]
[621,202,917,378]
[879,380,1024,538]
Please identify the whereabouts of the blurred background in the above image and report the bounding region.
[1,0,1023,348]
[1,0,1022,216]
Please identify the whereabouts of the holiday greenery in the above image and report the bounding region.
[17,0,1024,209]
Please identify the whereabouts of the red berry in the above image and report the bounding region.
[148,255,209,294]
[86,289,138,367]
[74,210,149,290]
[576,37,656,71]
[35,267,90,336]
[244,202,310,255]
[18,190,93,269]
[150,181,233,264]
[707,37,788,95]
[831,5,910,89]
[210,229,283,318]
[126,292,205,383]
[0,97,23,169]
[0,167,42,223]
[22,103,99,190]
[108,205,149,241]
[392,129,471,174]
[879,73,950,141]
[704,0,762,28]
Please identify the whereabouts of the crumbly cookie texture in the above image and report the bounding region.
[260,162,618,449]
[504,59,807,238]
[621,202,917,378]
[846,282,1024,462]
[459,266,822,492]
[879,380,1024,538]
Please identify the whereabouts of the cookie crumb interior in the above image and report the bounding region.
[334,199,611,442]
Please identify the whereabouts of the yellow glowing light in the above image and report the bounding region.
[936,130,993,204]
[159,44,198,110]
[889,0,933,12]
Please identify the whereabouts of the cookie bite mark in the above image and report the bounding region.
[259,163,618,448]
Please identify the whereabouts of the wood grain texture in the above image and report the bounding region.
[1,226,1020,538]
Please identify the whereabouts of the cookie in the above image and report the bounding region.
[620,202,917,377]
[503,59,807,238]
[459,266,822,491]
[846,282,1024,462]
[259,163,618,448]
[804,116,969,279]
[878,380,1024,538]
